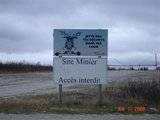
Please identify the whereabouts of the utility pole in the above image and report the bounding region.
[155,53,158,69]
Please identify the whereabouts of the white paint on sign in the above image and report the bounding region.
[54,57,107,84]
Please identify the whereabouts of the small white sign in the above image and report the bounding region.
[54,57,107,84]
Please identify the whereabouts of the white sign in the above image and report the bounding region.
[54,29,108,56]
[54,57,107,84]
[53,29,108,85]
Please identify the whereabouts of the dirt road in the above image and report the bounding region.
[0,113,160,120]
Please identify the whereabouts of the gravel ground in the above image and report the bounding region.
[0,71,160,119]
[0,72,55,98]
[0,71,159,98]
[0,113,160,120]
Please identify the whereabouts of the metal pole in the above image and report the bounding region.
[59,84,62,104]
[155,53,157,66]
[155,53,158,69]
[98,84,102,105]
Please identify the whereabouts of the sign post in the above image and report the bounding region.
[59,84,62,104]
[53,29,108,104]
[98,84,102,105]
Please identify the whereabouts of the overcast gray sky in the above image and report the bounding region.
[0,0,159,65]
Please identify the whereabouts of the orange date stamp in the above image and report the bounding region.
[116,106,145,112]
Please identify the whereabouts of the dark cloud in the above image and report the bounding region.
[0,0,159,64]
[0,0,80,16]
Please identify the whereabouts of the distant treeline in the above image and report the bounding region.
[0,62,52,73]
[0,62,158,73]
[108,66,149,71]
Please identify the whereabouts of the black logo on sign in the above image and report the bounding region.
[55,31,81,56]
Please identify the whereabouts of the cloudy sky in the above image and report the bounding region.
[0,0,159,65]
